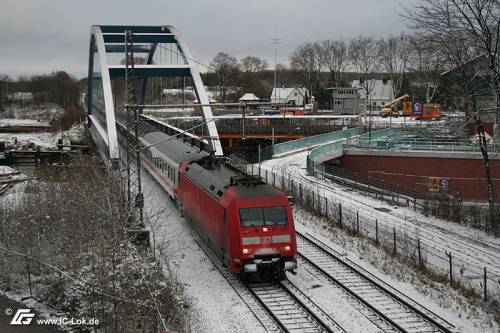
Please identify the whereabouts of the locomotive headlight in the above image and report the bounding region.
[262,227,268,232]
[284,245,291,252]
[243,248,250,254]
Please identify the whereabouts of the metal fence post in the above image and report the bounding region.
[299,183,302,199]
[325,197,328,219]
[375,219,379,244]
[417,238,422,268]
[393,227,397,254]
[445,251,453,285]
[273,173,275,186]
[483,267,487,301]
[318,192,321,213]
[25,255,32,297]
[339,203,342,226]
[356,211,360,234]
[312,191,315,210]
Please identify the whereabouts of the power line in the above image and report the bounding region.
[157,43,214,71]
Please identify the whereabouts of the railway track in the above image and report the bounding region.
[247,280,345,333]
[188,223,345,332]
[297,231,456,333]
[294,168,500,276]
[187,227,282,332]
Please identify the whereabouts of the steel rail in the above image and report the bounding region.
[246,280,345,333]
[297,231,455,333]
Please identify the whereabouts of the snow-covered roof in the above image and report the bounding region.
[6,92,34,101]
[270,87,308,101]
[239,93,260,101]
[352,80,393,101]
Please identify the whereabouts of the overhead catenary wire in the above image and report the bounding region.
[157,43,214,71]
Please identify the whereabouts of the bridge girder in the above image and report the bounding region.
[86,25,223,167]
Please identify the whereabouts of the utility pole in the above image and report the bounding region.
[125,31,132,206]
[270,27,282,106]
[125,30,144,225]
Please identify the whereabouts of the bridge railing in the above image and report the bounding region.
[352,138,500,154]
[306,128,392,175]
[358,127,397,144]
[273,127,359,156]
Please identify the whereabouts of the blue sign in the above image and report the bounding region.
[413,102,422,115]
[439,178,450,193]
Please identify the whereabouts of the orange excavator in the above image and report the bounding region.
[379,94,410,118]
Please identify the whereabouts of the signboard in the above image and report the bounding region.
[439,178,450,193]
[428,177,450,193]
[403,100,412,115]
[428,177,439,192]
[413,102,422,115]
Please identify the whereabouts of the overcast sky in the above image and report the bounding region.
[0,0,413,79]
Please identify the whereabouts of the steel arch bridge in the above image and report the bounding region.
[86,25,222,167]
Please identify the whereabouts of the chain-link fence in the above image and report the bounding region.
[231,159,500,303]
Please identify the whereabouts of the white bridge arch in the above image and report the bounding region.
[86,25,223,167]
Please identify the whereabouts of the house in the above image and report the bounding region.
[352,79,394,111]
[270,87,310,106]
[239,93,260,102]
[328,87,364,115]
[6,92,34,102]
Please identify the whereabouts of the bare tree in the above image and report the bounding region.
[405,0,500,234]
[241,56,269,73]
[378,33,413,98]
[209,52,239,103]
[318,39,348,87]
[408,34,443,103]
[289,42,323,99]
[349,36,380,115]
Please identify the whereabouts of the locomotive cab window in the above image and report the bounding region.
[239,207,287,227]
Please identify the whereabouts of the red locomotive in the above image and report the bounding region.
[137,128,297,280]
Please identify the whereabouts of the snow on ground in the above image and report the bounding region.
[2,104,64,122]
[289,264,383,332]
[0,132,59,149]
[259,152,500,287]
[140,171,265,333]
[0,166,18,175]
[0,118,49,126]
[0,120,86,150]
[138,158,498,332]
[292,207,498,332]
[61,123,86,143]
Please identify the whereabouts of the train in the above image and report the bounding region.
[126,124,297,280]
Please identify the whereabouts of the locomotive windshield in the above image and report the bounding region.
[239,206,287,227]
